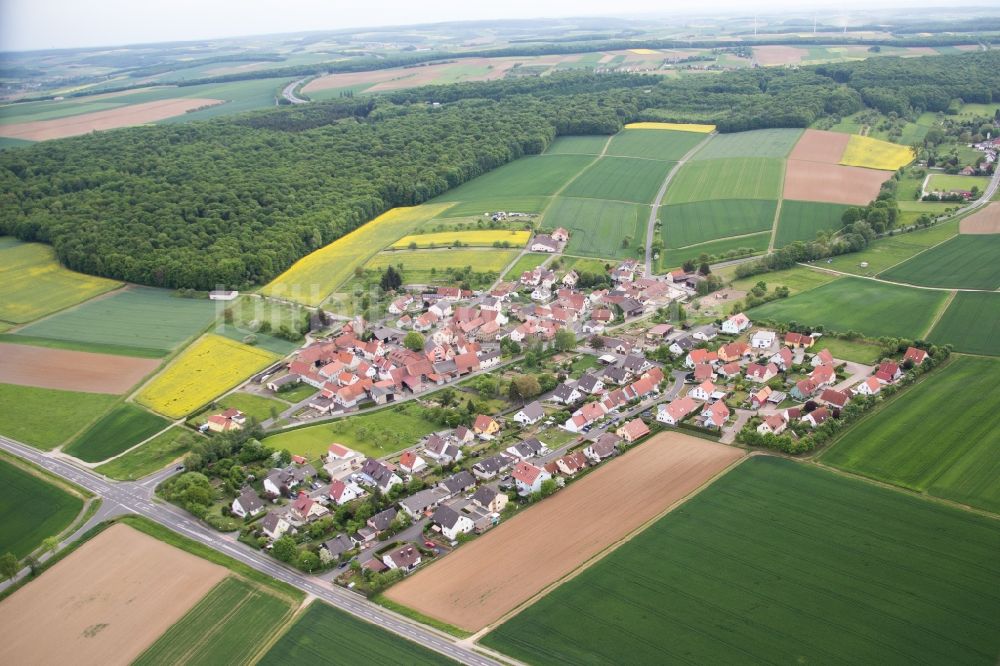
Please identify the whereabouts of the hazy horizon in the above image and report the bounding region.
[3,0,999,52]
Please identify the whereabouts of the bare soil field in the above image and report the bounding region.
[0,342,159,394]
[783,160,888,205]
[788,128,852,163]
[0,98,224,140]
[959,202,1000,234]
[305,58,515,94]
[753,45,809,66]
[0,523,226,665]
[385,432,744,632]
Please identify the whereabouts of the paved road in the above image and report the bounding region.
[0,435,499,666]
[282,78,310,105]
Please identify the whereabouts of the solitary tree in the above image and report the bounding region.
[403,331,425,352]
[0,552,19,581]
[554,328,576,352]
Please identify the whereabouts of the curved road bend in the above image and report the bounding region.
[282,78,310,105]
[0,435,499,666]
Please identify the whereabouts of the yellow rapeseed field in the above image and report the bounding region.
[839,135,915,171]
[624,122,716,133]
[628,49,659,55]
[390,230,530,249]
[136,334,280,418]
[260,202,454,306]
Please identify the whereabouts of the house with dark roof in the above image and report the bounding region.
[319,534,353,563]
[471,485,508,513]
[399,488,450,519]
[357,458,403,492]
[431,505,475,540]
[367,507,398,533]
[583,433,620,462]
[232,488,264,518]
[438,470,476,498]
[513,401,545,426]
[550,383,583,405]
[472,454,514,480]
[382,544,422,572]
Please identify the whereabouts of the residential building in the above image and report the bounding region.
[261,512,291,540]
[511,461,551,496]
[657,397,697,425]
[721,312,751,334]
[513,401,545,426]
[431,506,475,540]
[616,418,650,443]
[471,485,508,514]
[382,545,422,572]
[231,488,264,518]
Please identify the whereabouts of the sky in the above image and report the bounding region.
[0,0,995,52]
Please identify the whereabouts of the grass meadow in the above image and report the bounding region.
[774,200,849,247]
[811,336,885,365]
[0,238,120,325]
[880,235,1000,290]
[189,392,289,426]
[0,456,83,557]
[925,173,990,193]
[0,383,117,450]
[657,232,769,270]
[63,404,171,463]
[482,457,1000,665]
[541,197,648,259]
[692,128,803,160]
[134,577,297,666]
[258,601,452,665]
[433,155,594,201]
[821,220,957,277]
[136,334,280,419]
[95,427,196,480]
[928,292,1000,356]
[664,157,783,204]
[748,277,946,339]
[14,286,217,355]
[367,248,520,284]
[502,253,550,281]
[562,156,673,204]
[824,356,1000,513]
[661,199,777,248]
[391,230,529,249]
[544,135,610,155]
[605,128,706,161]
[729,266,841,296]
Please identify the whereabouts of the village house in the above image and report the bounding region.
[513,401,545,426]
[810,364,836,388]
[319,534,354,563]
[802,407,831,428]
[583,433,620,462]
[206,408,246,433]
[506,437,547,460]
[329,479,364,505]
[368,508,399,533]
[231,488,264,518]
[691,324,718,342]
[473,414,501,439]
[721,312,751,335]
[685,348,719,369]
[717,361,741,379]
[745,362,779,384]
[769,347,794,371]
[757,414,788,435]
[791,378,818,401]
[818,388,850,409]
[398,450,427,475]
[551,227,570,242]
[657,396,698,426]
[703,400,730,429]
[717,341,750,363]
[471,485,508,514]
[431,505,475,540]
[555,451,589,476]
[550,383,583,405]
[472,454,514,480]
[617,418,650,443]
[399,488,449,519]
[689,379,717,402]
[749,385,773,409]
[382,544,422,572]
[424,436,463,465]
[261,512,291,540]
[562,270,579,287]
[854,376,882,396]
[263,464,316,497]
[564,401,607,433]
[357,458,403,492]
[904,347,928,365]
[511,461,551,496]
[811,349,835,367]
[530,234,560,253]
[668,334,695,356]
[784,332,814,348]
[289,491,329,523]
[750,330,776,349]
[438,470,476,499]
[576,373,605,394]
[875,361,903,384]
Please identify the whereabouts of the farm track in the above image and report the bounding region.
[767,162,788,251]
[795,263,997,293]
[922,290,957,338]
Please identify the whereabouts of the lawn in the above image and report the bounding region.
[925,173,990,193]
[391,230,529,249]
[544,135,610,155]
[0,457,83,558]
[730,265,840,296]
[664,157,783,204]
[0,383,117,450]
[433,155,594,202]
[263,403,439,459]
[748,277,947,339]
[541,197,648,259]
[774,200,849,247]
[134,576,297,666]
[657,232,769,271]
[691,128,803,160]
[63,404,171,463]
[822,220,957,277]
[840,135,914,170]
[437,197,549,218]
[367,248,520,285]
[605,128,706,161]
[0,238,120,325]
[562,156,674,204]
[212,295,308,356]
[880,235,1000,290]
[14,286,217,355]
[482,457,1000,665]
[502,253,550,281]
[927,291,1000,356]
[661,199,777,248]
[258,601,453,665]
[95,427,196,481]
[136,334,281,419]
[812,336,885,364]
[823,356,1000,513]
[189,392,289,426]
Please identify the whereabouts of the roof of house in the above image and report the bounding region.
[236,488,263,513]
[431,505,464,530]
[474,414,498,431]
[322,534,353,558]
[440,470,476,494]
[619,418,650,440]
[471,485,501,507]
[764,414,787,430]
[517,401,545,421]
[369,507,398,532]
[820,388,850,407]
[399,450,423,470]
[512,461,545,485]
[904,347,928,363]
[387,545,421,568]
[577,373,603,391]
[553,383,579,400]
[399,488,448,515]
[662,396,697,421]
[706,400,730,423]
[327,443,353,458]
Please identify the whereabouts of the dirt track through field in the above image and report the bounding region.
[0,98,224,140]
[0,342,159,394]
[959,202,1000,234]
[788,129,852,163]
[783,160,888,205]
[385,432,744,632]
[0,523,226,665]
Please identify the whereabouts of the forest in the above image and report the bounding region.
[1,50,998,289]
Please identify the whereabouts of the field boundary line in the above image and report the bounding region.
[795,262,994,293]
[1,281,128,333]
[473,449,747,641]
[87,421,181,468]
[874,232,959,277]
[246,595,315,664]
[535,134,615,227]
[767,162,787,251]
[669,229,772,251]
[922,289,957,339]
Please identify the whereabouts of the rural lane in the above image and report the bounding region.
[281,78,310,105]
[0,435,501,666]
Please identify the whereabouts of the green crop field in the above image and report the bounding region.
[0,238,121,325]
[63,403,171,463]
[190,392,288,427]
[544,135,610,155]
[502,253,550,281]
[824,356,1000,513]
[96,427,196,480]
[437,197,549,218]
[263,403,439,459]
[729,265,840,296]
[135,577,296,666]
[562,156,673,204]
[367,248,520,284]
[482,457,1000,665]
[691,128,803,160]
[210,295,307,355]
[774,200,850,247]
[657,232,769,271]
[605,128,706,161]
[664,157,783,204]
[749,277,946,339]
[14,286,217,354]
[928,292,1000,356]
[0,457,83,558]
[542,198,647,259]
[0,383,117,450]
[433,155,593,201]
[880,235,1000,290]
[259,601,453,665]
[822,220,957,277]
[661,199,777,248]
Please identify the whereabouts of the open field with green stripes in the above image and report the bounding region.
[691,128,803,160]
[367,248,519,285]
[664,157,783,204]
[661,199,776,248]
[541,198,647,259]
[774,200,849,247]
[605,128,705,161]
[135,577,297,666]
[0,456,83,558]
[502,253,549,281]
[927,292,1000,356]
[821,220,957,277]
[543,135,609,155]
[658,232,770,270]
[433,155,594,201]
[96,427,196,481]
[749,277,946,339]
[482,457,1000,665]
[880,235,1000,290]
[63,404,170,463]
[823,355,1000,513]
[0,383,117,450]
[562,156,673,204]
[438,197,548,217]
